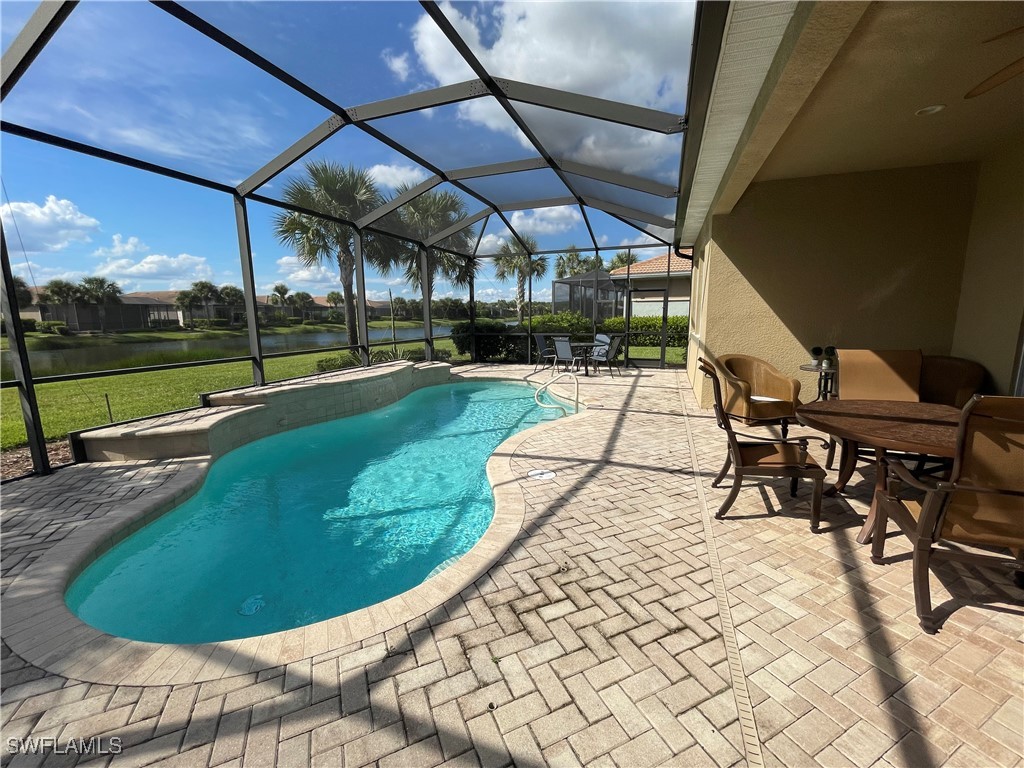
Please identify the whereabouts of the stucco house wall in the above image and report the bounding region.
[688,162,979,406]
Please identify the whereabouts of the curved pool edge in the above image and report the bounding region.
[2,375,596,686]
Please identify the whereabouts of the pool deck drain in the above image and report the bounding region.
[1,365,1021,767]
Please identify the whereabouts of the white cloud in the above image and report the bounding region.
[96,253,212,282]
[473,286,516,302]
[9,260,85,286]
[509,206,581,236]
[618,231,663,248]
[532,287,553,301]
[92,233,148,259]
[368,163,430,190]
[365,289,392,301]
[411,1,691,178]
[476,233,507,255]
[0,196,100,253]
[382,50,411,82]
[276,255,338,289]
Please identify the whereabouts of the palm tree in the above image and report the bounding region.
[325,291,343,310]
[388,184,477,295]
[270,283,290,318]
[190,280,221,323]
[11,275,33,308]
[39,279,81,305]
[290,291,314,321]
[175,289,199,330]
[219,285,244,326]
[77,276,122,332]
[494,235,546,323]
[37,278,77,305]
[274,161,398,347]
[555,245,602,278]
[608,250,639,271]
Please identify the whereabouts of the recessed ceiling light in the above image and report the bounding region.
[915,105,945,116]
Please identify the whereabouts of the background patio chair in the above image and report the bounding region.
[837,348,922,401]
[533,333,556,372]
[871,395,1024,632]
[713,353,802,438]
[552,337,582,373]
[698,358,826,530]
[920,355,988,407]
[591,335,623,376]
[830,348,924,469]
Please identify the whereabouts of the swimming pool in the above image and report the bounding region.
[65,380,560,644]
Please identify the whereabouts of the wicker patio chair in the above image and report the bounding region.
[714,353,802,438]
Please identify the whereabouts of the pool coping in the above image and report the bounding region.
[2,372,597,686]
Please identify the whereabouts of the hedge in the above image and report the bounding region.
[448,313,688,360]
[450,318,520,361]
[602,315,688,347]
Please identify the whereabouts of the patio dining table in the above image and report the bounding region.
[570,341,606,376]
[796,399,960,544]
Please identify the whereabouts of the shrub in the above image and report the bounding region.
[287,317,303,325]
[20,318,38,332]
[601,315,689,347]
[193,318,230,330]
[528,312,593,337]
[325,310,344,324]
[370,348,398,363]
[314,352,361,372]
[37,320,71,335]
[450,318,522,361]
[370,347,452,364]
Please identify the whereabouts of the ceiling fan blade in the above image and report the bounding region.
[965,57,1024,99]
[982,25,1024,44]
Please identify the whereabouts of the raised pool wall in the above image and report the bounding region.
[78,361,453,462]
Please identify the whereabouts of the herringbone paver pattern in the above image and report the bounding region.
[2,367,1021,767]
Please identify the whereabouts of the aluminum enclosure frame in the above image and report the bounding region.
[0,0,720,475]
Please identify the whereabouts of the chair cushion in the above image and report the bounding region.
[737,442,824,472]
[746,398,797,422]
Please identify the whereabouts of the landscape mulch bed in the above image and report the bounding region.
[1,441,74,481]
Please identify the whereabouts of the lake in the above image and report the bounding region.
[1,325,453,379]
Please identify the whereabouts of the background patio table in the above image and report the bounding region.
[797,399,960,544]
[570,341,606,376]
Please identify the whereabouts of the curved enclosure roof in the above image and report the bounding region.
[1,0,703,259]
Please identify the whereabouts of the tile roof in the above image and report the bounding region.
[609,248,693,276]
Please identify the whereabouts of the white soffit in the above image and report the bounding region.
[680,1,797,244]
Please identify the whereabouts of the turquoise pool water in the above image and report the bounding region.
[66,381,559,644]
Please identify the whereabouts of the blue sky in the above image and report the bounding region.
[1,1,692,304]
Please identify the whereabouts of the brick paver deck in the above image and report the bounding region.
[2,366,1021,767]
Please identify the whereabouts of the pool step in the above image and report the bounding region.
[72,406,262,462]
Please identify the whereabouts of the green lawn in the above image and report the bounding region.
[1,338,462,450]
[1,337,677,450]
[626,345,687,367]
